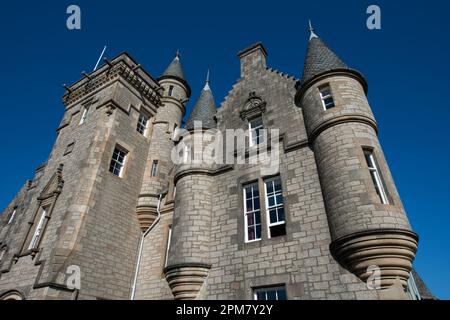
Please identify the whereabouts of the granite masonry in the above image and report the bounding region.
[0,26,434,300]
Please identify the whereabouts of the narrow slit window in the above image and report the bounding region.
[151,160,158,177]
[168,85,174,97]
[7,209,16,224]
[254,285,287,300]
[249,117,264,146]
[0,248,6,262]
[364,149,389,204]
[109,147,128,177]
[28,208,47,250]
[243,183,262,242]
[137,112,149,136]
[79,105,90,125]
[264,177,286,238]
[319,85,335,110]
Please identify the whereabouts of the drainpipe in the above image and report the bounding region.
[130,189,168,300]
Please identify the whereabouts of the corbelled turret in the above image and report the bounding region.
[295,22,418,299]
[136,52,191,232]
[164,71,217,300]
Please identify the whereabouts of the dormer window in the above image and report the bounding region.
[319,85,335,110]
[249,117,264,146]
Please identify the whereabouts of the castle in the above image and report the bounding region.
[0,25,435,300]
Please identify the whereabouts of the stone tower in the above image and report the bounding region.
[136,53,191,231]
[0,26,434,300]
[294,25,418,297]
[164,73,218,299]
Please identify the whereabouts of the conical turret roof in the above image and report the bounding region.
[185,71,217,131]
[161,51,185,80]
[300,22,348,85]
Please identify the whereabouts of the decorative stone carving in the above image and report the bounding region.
[62,60,161,107]
[239,91,266,120]
[38,164,64,201]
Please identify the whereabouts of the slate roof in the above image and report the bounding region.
[412,269,436,300]
[300,34,348,85]
[160,55,185,80]
[185,81,217,131]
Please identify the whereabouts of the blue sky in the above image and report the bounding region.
[0,0,449,299]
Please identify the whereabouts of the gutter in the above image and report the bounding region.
[130,189,168,300]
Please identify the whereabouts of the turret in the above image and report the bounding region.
[136,52,191,231]
[295,23,418,299]
[164,72,217,300]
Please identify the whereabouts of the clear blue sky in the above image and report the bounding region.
[0,0,448,299]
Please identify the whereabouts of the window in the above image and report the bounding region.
[28,208,47,250]
[264,177,286,238]
[254,286,287,300]
[79,105,89,125]
[0,248,6,262]
[164,225,172,268]
[364,149,389,204]
[319,85,335,110]
[243,183,261,242]
[137,112,149,136]
[64,142,75,156]
[109,147,128,177]
[249,117,264,146]
[182,144,191,163]
[151,160,158,177]
[7,209,16,224]
[168,85,174,97]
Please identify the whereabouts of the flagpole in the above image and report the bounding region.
[93,45,107,71]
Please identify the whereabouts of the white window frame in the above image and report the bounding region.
[182,144,191,163]
[264,177,286,238]
[79,105,89,125]
[109,147,128,178]
[253,285,287,300]
[243,183,262,243]
[7,209,16,224]
[164,225,172,268]
[364,149,389,204]
[319,85,335,110]
[137,112,149,136]
[151,160,158,177]
[248,117,264,147]
[28,208,47,250]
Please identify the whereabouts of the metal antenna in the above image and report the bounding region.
[93,45,107,71]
